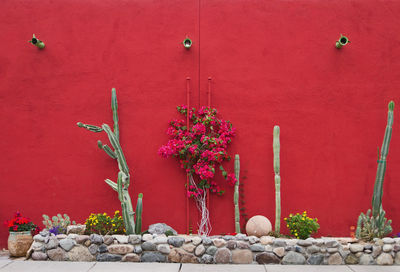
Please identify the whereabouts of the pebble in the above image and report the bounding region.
[260,236,274,245]
[195,244,205,256]
[122,253,140,262]
[148,223,177,236]
[273,247,285,257]
[89,234,103,245]
[45,237,59,250]
[47,248,66,261]
[33,234,48,243]
[349,244,364,253]
[32,251,48,260]
[142,234,153,241]
[128,235,141,244]
[202,237,212,245]
[345,254,359,264]
[215,248,231,264]
[237,241,250,249]
[325,240,339,248]
[395,252,400,265]
[59,238,75,251]
[112,235,129,244]
[182,243,196,253]
[75,235,89,244]
[213,239,227,248]
[328,253,343,265]
[282,251,306,265]
[382,238,395,244]
[359,254,374,265]
[256,252,280,264]
[327,247,338,253]
[307,245,320,254]
[231,249,253,264]
[98,244,108,253]
[307,254,324,265]
[248,236,260,244]
[297,240,312,247]
[141,241,157,251]
[376,253,393,265]
[97,253,122,262]
[250,244,265,252]
[206,246,217,255]
[68,245,95,261]
[201,254,214,264]
[88,244,99,255]
[153,236,168,244]
[108,244,134,255]
[383,244,393,252]
[226,240,237,249]
[141,252,166,262]
[273,239,287,247]
[168,237,185,247]
[192,236,202,245]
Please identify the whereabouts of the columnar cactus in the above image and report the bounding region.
[356,101,394,240]
[135,193,143,234]
[273,125,281,233]
[372,101,394,217]
[234,154,241,234]
[77,88,136,234]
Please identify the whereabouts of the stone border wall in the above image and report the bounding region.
[29,231,400,265]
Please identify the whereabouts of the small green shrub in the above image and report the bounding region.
[284,211,319,239]
[84,211,125,235]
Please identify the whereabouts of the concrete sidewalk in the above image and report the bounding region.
[0,261,399,272]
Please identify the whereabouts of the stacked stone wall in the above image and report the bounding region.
[29,231,400,265]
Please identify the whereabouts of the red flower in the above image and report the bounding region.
[159,106,235,197]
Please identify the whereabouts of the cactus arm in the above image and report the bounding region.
[356,213,363,238]
[97,140,117,159]
[273,125,281,233]
[372,101,394,217]
[102,124,130,178]
[234,154,241,233]
[117,172,124,202]
[77,122,104,132]
[111,88,120,141]
[105,179,118,191]
[135,193,143,234]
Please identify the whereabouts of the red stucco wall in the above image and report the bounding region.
[1,0,399,248]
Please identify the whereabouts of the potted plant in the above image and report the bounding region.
[4,212,38,257]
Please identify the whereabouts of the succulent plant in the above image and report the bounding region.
[77,88,141,234]
[356,101,394,240]
[42,213,76,234]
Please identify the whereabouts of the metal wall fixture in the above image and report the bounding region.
[183,37,192,49]
[29,34,45,49]
[336,34,350,49]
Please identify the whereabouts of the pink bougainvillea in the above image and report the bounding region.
[159,105,236,197]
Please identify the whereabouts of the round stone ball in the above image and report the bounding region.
[245,215,272,237]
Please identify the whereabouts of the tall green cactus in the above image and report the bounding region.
[234,154,241,233]
[356,101,394,240]
[77,88,135,234]
[273,125,281,233]
[135,193,143,234]
[372,101,394,217]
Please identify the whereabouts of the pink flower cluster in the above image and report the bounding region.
[159,105,237,197]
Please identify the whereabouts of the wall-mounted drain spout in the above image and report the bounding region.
[28,34,45,49]
[336,34,350,49]
[183,37,192,49]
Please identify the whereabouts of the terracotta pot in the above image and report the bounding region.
[8,231,33,257]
